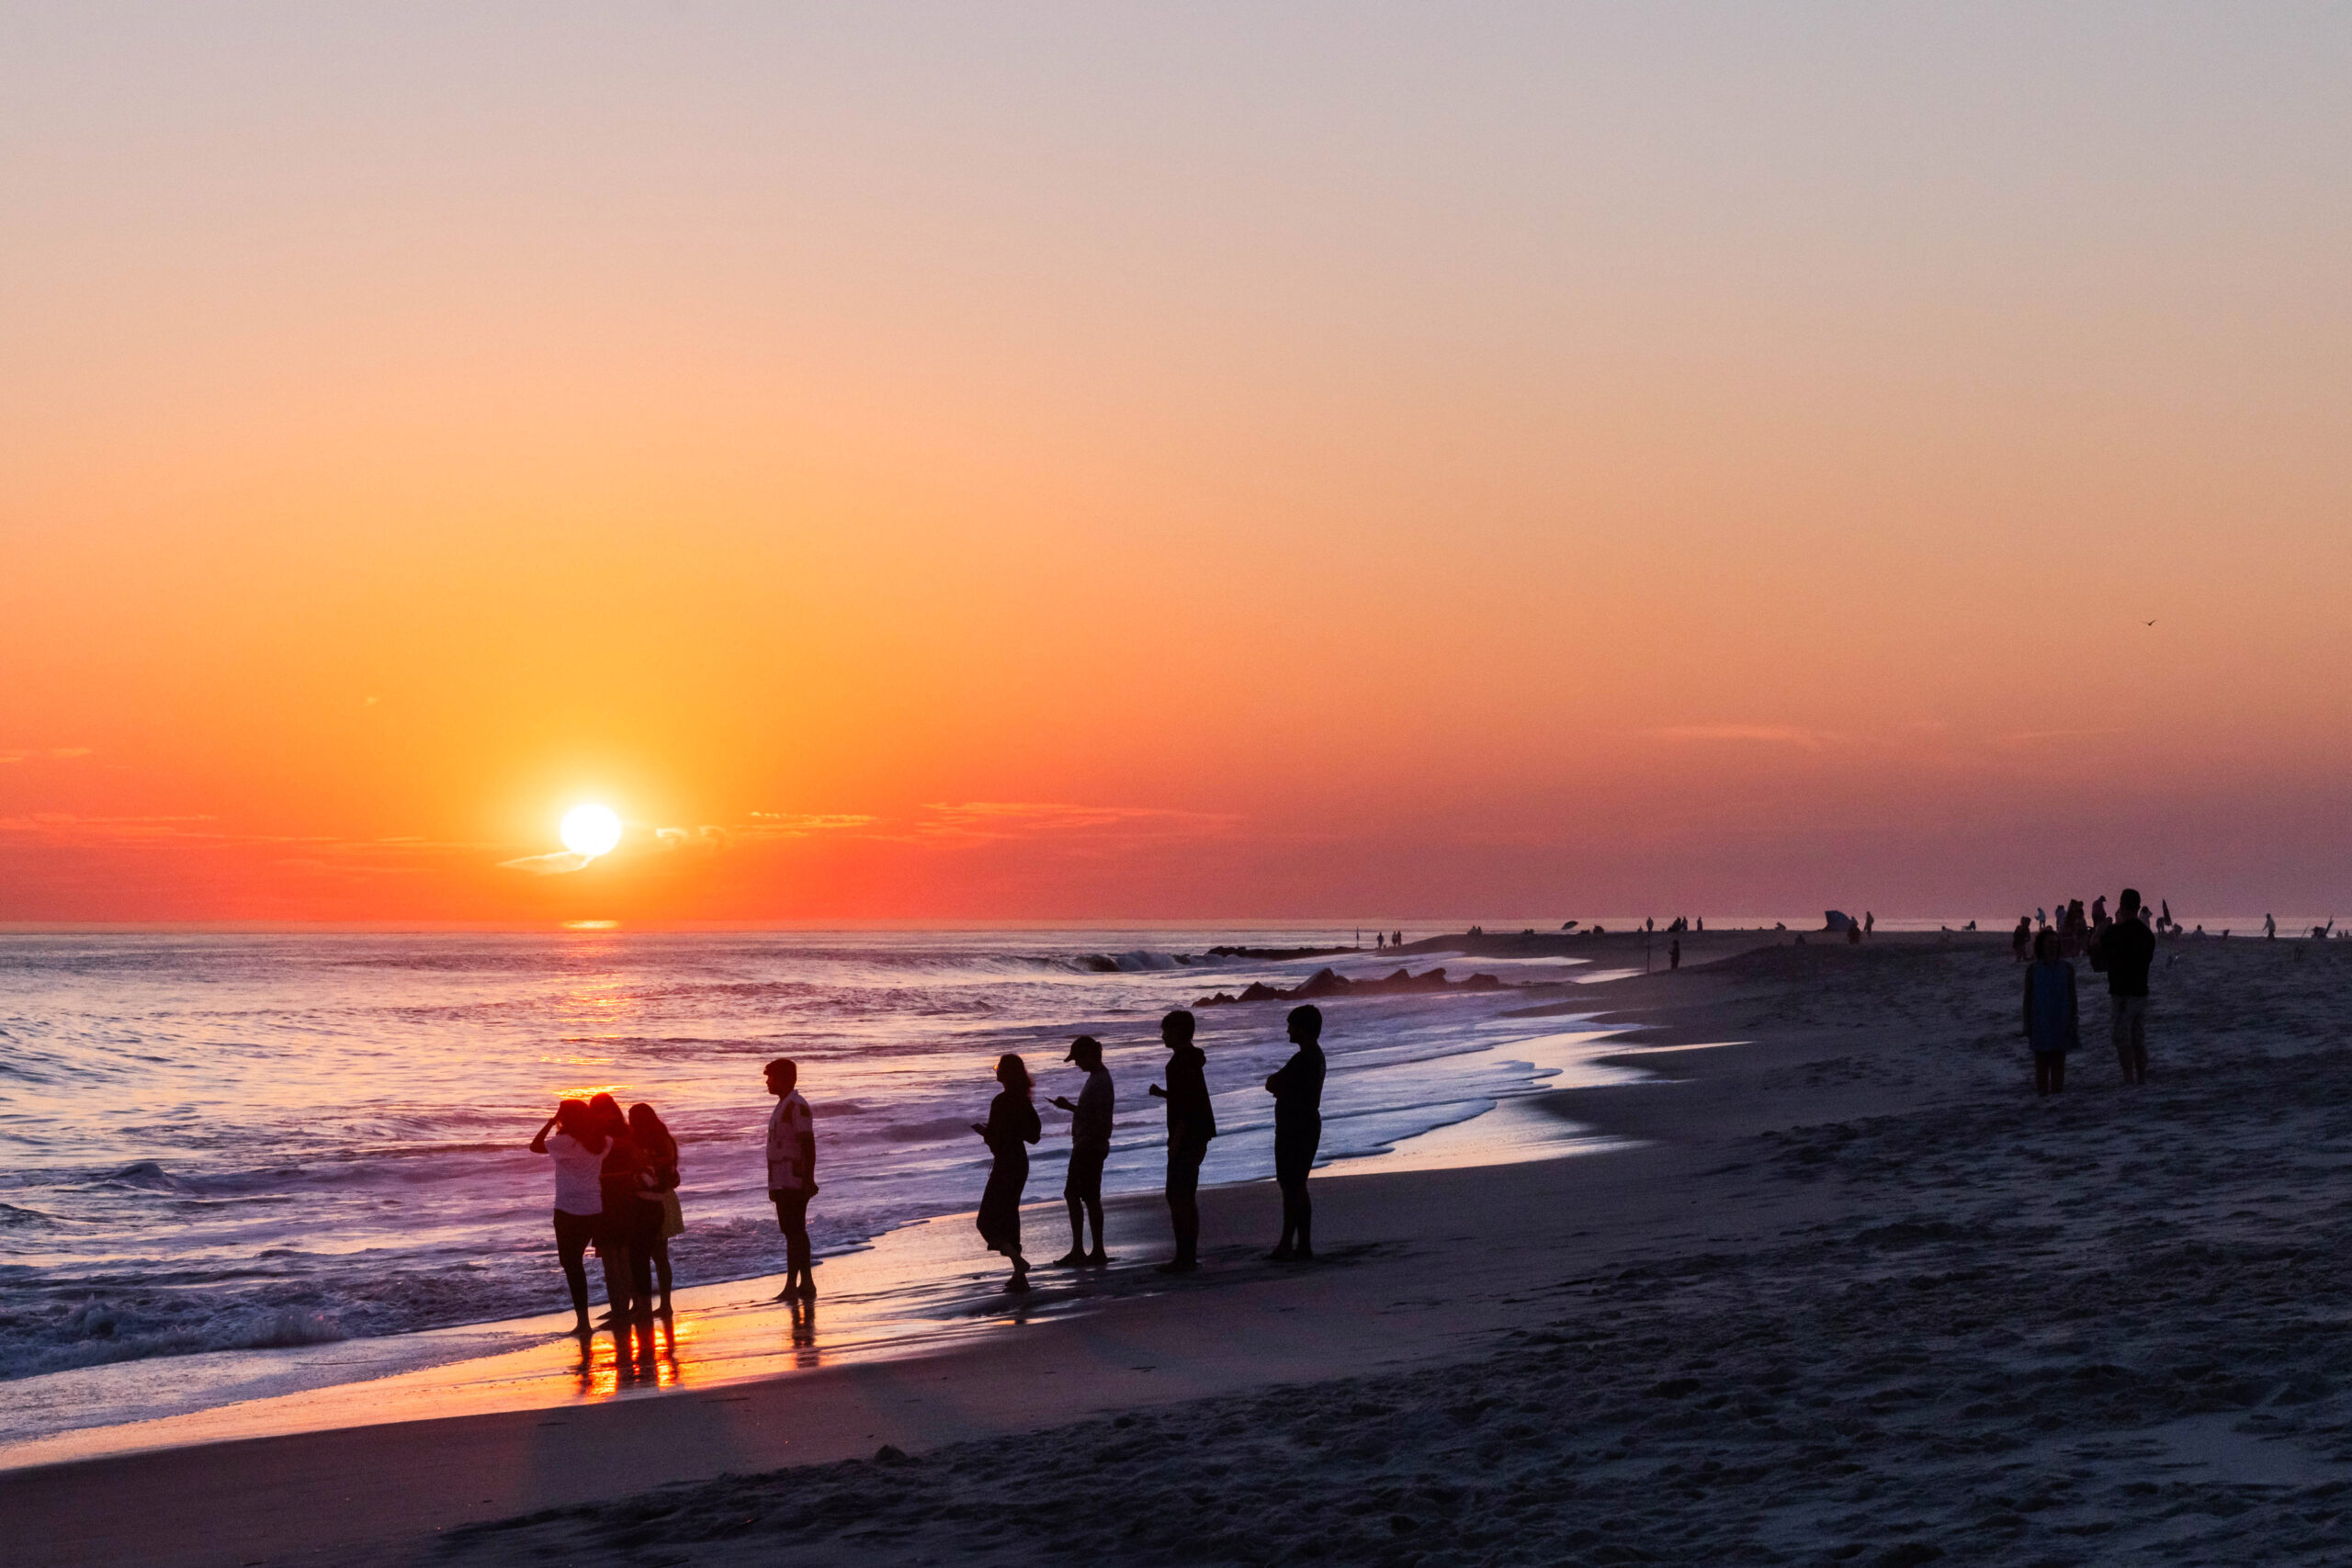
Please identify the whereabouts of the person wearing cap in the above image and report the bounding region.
[1264,1004,1327,1262]
[1048,1035,1115,1267]
[1147,1009,1215,1273]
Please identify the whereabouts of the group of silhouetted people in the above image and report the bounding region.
[531,1005,1332,1322]
[528,1094,682,1333]
[2019,886,2157,1094]
[969,1004,1328,1291]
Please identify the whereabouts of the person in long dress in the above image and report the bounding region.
[971,1054,1042,1292]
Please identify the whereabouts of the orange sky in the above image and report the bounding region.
[4,6,2349,922]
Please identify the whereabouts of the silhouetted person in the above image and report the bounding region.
[765,1058,817,1300]
[1148,1008,1215,1273]
[2098,888,2156,1084]
[628,1102,680,1314]
[2012,916,2032,961]
[972,1053,1041,1292]
[587,1093,647,1323]
[1048,1034,1114,1266]
[1863,911,1873,936]
[529,1098,608,1334]
[1264,1004,1327,1261]
[1668,937,1681,971]
[2022,929,2076,1096]
[2266,912,2278,939]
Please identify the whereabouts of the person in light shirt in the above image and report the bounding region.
[528,1098,609,1335]
[764,1058,818,1300]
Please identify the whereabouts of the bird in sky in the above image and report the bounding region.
[2143,619,2157,626]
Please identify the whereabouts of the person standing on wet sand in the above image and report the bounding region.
[1265,1004,1327,1262]
[972,1054,1042,1292]
[1148,1009,1215,1273]
[764,1058,818,1300]
[529,1099,608,1334]
[2021,929,2077,1096]
[2095,888,2157,1084]
[1048,1034,1114,1267]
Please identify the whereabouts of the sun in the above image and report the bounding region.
[560,804,624,861]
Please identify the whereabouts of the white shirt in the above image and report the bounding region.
[543,1132,605,1215]
[766,1091,813,1191]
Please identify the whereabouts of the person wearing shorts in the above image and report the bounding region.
[1050,1035,1114,1266]
[764,1057,817,1299]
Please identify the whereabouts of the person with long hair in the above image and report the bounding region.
[528,1099,607,1334]
[628,1102,681,1314]
[586,1093,646,1322]
[971,1054,1042,1292]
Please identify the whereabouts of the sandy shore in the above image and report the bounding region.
[18,929,2352,1566]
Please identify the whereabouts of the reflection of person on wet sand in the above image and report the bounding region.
[1048,1035,1114,1267]
[786,1294,818,1369]
[764,1058,818,1301]
[529,1098,608,1335]
[1148,1009,1216,1274]
[1264,1005,1326,1262]
[972,1054,1042,1292]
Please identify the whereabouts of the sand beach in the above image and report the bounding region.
[14,928,2352,1566]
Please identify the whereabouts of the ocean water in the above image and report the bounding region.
[0,929,1621,1383]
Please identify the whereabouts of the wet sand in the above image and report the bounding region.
[21,930,2352,1566]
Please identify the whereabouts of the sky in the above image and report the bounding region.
[3,3,2348,924]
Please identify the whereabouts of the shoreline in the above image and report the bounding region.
[7,932,1793,1567]
[0,935,1746,1475]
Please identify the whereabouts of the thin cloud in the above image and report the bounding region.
[741,812,878,840]
[915,801,1240,843]
[0,747,93,765]
[1996,727,2127,744]
[0,812,218,840]
[1648,725,1831,750]
[500,849,598,875]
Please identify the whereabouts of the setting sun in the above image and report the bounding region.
[560,805,623,862]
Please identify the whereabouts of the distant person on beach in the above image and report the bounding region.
[2012,917,2033,961]
[1669,938,1681,970]
[2267,913,2278,939]
[2022,930,2077,1096]
[1864,911,1873,936]
[971,1053,1042,1292]
[1048,1035,1114,1267]
[1265,1004,1327,1261]
[529,1098,608,1334]
[628,1102,681,1314]
[764,1058,818,1300]
[2097,889,2157,1084]
[587,1094,651,1323]
[1148,1008,1216,1273]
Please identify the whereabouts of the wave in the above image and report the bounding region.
[1,1300,350,1382]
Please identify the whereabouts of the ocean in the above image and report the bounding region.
[0,928,1631,1386]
